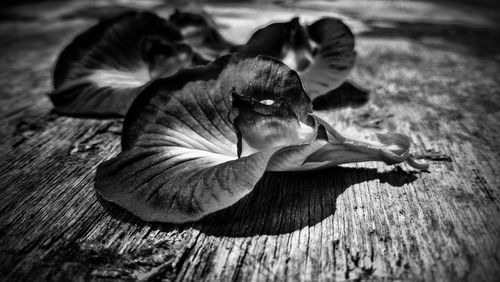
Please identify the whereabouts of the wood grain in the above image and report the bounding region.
[0,1,499,281]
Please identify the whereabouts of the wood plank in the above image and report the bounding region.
[0,1,499,281]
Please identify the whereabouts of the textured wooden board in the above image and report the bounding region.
[1,1,500,281]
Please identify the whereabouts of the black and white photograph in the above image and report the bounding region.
[0,0,499,281]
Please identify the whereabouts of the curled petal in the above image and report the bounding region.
[233,19,302,60]
[96,146,277,223]
[301,117,429,171]
[231,92,317,157]
[96,54,316,222]
[95,54,427,223]
[302,18,356,99]
[50,11,205,117]
[169,8,234,60]
[234,17,355,99]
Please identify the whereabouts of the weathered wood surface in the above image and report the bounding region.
[1,1,499,281]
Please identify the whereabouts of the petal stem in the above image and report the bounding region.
[308,116,429,170]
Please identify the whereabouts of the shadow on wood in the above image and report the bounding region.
[196,166,419,237]
[96,166,420,238]
[312,81,369,111]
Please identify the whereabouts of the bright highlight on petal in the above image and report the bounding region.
[49,11,206,117]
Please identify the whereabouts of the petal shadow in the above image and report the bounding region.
[96,166,420,237]
[195,166,420,237]
[312,81,369,111]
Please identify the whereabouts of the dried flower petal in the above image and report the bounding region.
[95,54,426,223]
[50,11,206,117]
[234,17,355,99]
[169,8,233,60]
